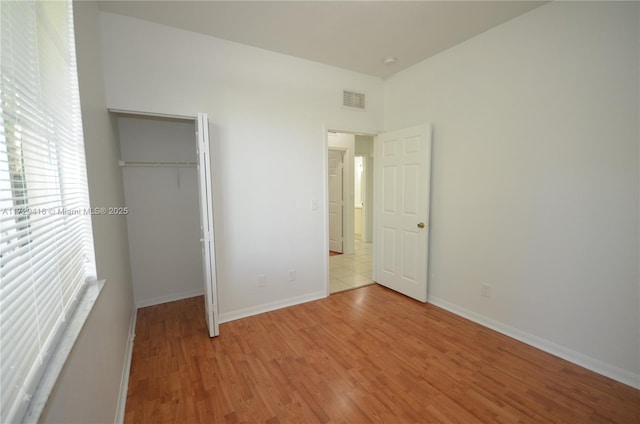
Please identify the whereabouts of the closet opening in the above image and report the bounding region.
[110,110,219,337]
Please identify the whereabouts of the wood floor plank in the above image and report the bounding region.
[124,285,640,423]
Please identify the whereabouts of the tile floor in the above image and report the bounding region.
[329,239,373,293]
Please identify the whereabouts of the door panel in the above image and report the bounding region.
[401,230,418,282]
[383,166,397,213]
[382,227,396,273]
[374,125,431,302]
[328,149,344,253]
[403,164,420,215]
[196,113,219,337]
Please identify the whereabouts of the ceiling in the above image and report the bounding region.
[97,1,547,79]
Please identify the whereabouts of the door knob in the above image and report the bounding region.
[417,222,425,228]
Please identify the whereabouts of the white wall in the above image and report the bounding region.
[99,12,384,320]
[41,2,136,422]
[384,1,640,387]
[117,117,204,307]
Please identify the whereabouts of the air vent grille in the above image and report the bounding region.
[343,90,365,109]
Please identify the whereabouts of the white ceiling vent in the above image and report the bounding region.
[343,90,366,110]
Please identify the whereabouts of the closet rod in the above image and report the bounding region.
[118,160,196,168]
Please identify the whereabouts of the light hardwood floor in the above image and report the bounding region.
[125,285,639,423]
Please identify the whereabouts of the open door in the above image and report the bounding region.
[374,124,432,302]
[328,149,344,253]
[196,113,219,337]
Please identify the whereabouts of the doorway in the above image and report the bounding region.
[327,131,374,294]
[325,124,432,302]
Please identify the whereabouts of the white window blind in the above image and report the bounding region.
[0,1,96,422]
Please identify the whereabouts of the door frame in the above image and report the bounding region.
[323,125,378,297]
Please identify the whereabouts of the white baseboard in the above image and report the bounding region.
[115,307,137,424]
[219,290,327,323]
[428,295,640,390]
[135,289,204,309]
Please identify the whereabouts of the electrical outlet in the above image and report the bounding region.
[288,269,296,282]
[258,274,266,287]
[481,283,491,298]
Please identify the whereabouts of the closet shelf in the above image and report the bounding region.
[119,160,196,168]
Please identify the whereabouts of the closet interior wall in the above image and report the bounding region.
[117,115,204,307]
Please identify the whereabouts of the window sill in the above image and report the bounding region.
[22,279,106,423]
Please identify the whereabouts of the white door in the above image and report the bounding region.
[195,113,219,337]
[374,124,432,302]
[328,149,344,253]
